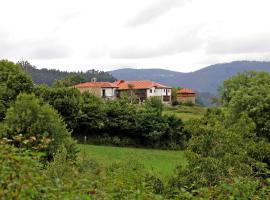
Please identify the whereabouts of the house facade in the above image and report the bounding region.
[176,88,196,104]
[115,80,172,104]
[74,80,172,104]
[74,82,118,100]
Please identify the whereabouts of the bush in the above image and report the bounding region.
[183,101,194,107]
[0,60,34,120]
[0,144,100,199]
[0,144,48,199]
[102,160,162,199]
[0,93,77,160]
[171,100,179,106]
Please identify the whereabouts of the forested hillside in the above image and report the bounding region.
[18,60,116,85]
[110,61,270,94]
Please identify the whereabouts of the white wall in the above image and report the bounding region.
[146,87,171,97]
[101,88,115,97]
[146,87,154,97]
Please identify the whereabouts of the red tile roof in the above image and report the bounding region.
[115,80,171,90]
[74,82,118,88]
[177,88,195,94]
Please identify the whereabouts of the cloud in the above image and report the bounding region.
[30,38,71,60]
[0,36,71,60]
[207,33,270,55]
[125,0,190,27]
[110,28,202,59]
[58,12,81,24]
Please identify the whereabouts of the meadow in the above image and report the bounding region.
[163,105,206,121]
[78,144,187,178]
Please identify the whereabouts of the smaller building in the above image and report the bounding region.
[177,88,196,104]
[74,82,118,100]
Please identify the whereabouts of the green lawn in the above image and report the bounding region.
[163,105,205,121]
[78,144,186,178]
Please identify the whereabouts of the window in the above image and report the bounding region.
[164,89,166,92]
[102,89,106,97]
[150,89,152,93]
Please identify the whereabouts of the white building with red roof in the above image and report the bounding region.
[114,80,171,103]
[74,81,118,99]
[74,79,172,103]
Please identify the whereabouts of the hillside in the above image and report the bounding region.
[109,61,270,94]
[19,61,116,85]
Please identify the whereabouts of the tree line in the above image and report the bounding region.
[18,60,116,86]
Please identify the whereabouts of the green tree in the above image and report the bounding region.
[220,71,270,141]
[169,109,267,190]
[53,74,86,87]
[34,85,82,132]
[76,92,106,136]
[0,60,33,120]
[105,99,137,138]
[144,96,164,116]
[1,93,77,160]
[169,72,270,195]
[219,71,270,171]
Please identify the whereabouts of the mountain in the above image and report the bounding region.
[109,61,270,94]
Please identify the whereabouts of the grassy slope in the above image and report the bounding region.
[78,144,186,178]
[163,105,206,121]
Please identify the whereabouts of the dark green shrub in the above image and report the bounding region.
[1,93,77,160]
[172,100,179,106]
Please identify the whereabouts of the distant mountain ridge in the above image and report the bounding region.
[109,61,270,94]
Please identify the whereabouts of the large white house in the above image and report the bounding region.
[74,80,172,104]
[115,80,171,104]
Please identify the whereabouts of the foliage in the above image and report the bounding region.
[183,101,195,107]
[220,71,270,141]
[144,96,164,116]
[0,144,48,199]
[0,59,34,120]
[18,60,116,85]
[77,92,106,136]
[202,177,270,200]
[33,80,187,149]
[53,74,86,87]
[0,143,167,199]
[166,71,270,199]
[171,88,178,101]
[0,144,98,199]
[169,111,259,188]
[101,160,163,199]
[0,93,77,160]
[34,85,82,132]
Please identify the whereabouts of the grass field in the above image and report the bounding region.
[163,105,206,121]
[78,144,186,178]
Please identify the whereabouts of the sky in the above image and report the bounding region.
[1,0,270,72]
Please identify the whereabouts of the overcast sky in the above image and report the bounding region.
[1,0,270,72]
